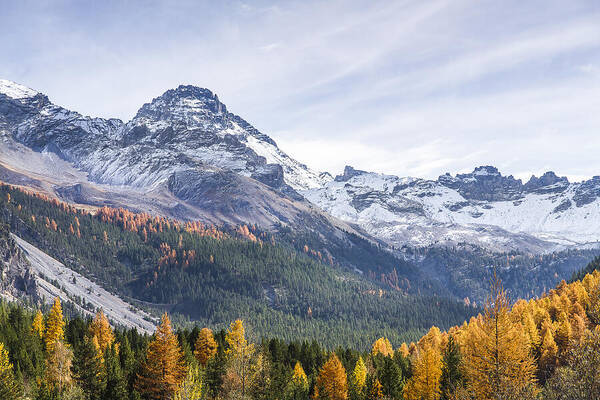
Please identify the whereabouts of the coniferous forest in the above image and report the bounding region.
[1,184,600,399]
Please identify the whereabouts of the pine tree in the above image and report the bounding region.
[104,345,128,400]
[45,298,65,355]
[72,336,105,398]
[0,342,21,399]
[440,336,462,400]
[461,273,538,399]
[135,313,188,400]
[193,328,218,367]
[377,356,403,400]
[314,354,348,400]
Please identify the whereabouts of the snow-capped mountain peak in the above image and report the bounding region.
[0,80,329,192]
[0,79,39,100]
[303,166,600,252]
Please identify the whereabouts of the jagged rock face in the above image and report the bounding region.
[0,223,36,300]
[303,166,600,252]
[0,79,338,232]
[0,80,329,195]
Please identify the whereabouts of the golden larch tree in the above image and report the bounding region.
[89,310,115,356]
[224,319,255,398]
[194,328,218,367]
[371,337,394,357]
[314,354,348,400]
[135,313,188,400]
[0,342,20,398]
[351,356,367,393]
[46,340,73,391]
[45,297,65,355]
[461,273,537,399]
[32,310,44,339]
[403,347,442,400]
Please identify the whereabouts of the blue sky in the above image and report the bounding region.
[2,0,600,181]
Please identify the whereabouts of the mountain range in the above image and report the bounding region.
[1,78,600,311]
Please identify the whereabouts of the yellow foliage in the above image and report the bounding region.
[194,328,218,367]
[89,310,115,356]
[32,310,44,339]
[314,354,348,400]
[45,297,65,355]
[291,361,309,391]
[403,347,442,400]
[351,356,367,392]
[460,275,537,399]
[371,337,394,357]
[135,313,188,400]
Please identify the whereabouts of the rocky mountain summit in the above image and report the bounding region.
[304,166,600,252]
[0,79,344,234]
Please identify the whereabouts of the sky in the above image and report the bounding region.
[1,0,600,182]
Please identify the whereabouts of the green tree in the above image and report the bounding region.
[440,336,463,400]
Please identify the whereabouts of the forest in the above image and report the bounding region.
[1,265,600,399]
[1,184,600,399]
[0,184,473,348]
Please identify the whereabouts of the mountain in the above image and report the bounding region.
[303,165,600,253]
[0,79,338,229]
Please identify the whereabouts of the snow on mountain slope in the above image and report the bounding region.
[303,166,600,252]
[0,79,328,193]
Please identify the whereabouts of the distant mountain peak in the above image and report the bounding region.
[335,165,369,182]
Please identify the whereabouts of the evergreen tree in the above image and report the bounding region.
[104,345,128,400]
[72,337,105,398]
[377,356,403,400]
[440,336,462,399]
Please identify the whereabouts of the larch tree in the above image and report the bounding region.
[46,340,73,392]
[404,347,442,400]
[285,361,309,400]
[135,313,188,400]
[31,310,44,339]
[461,273,538,400]
[314,354,348,400]
[173,364,203,400]
[351,356,367,393]
[45,297,65,355]
[0,342,21,399]
[224,319,255,398]
[194,327,218,367]
[89,310,115,356]
[372,338,394,358]
[366,377,384,400]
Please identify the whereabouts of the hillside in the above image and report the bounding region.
[0,183,475,348]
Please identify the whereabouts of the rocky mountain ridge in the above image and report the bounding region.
[303,165,600,252]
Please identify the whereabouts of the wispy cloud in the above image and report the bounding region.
[1,0,599,180]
